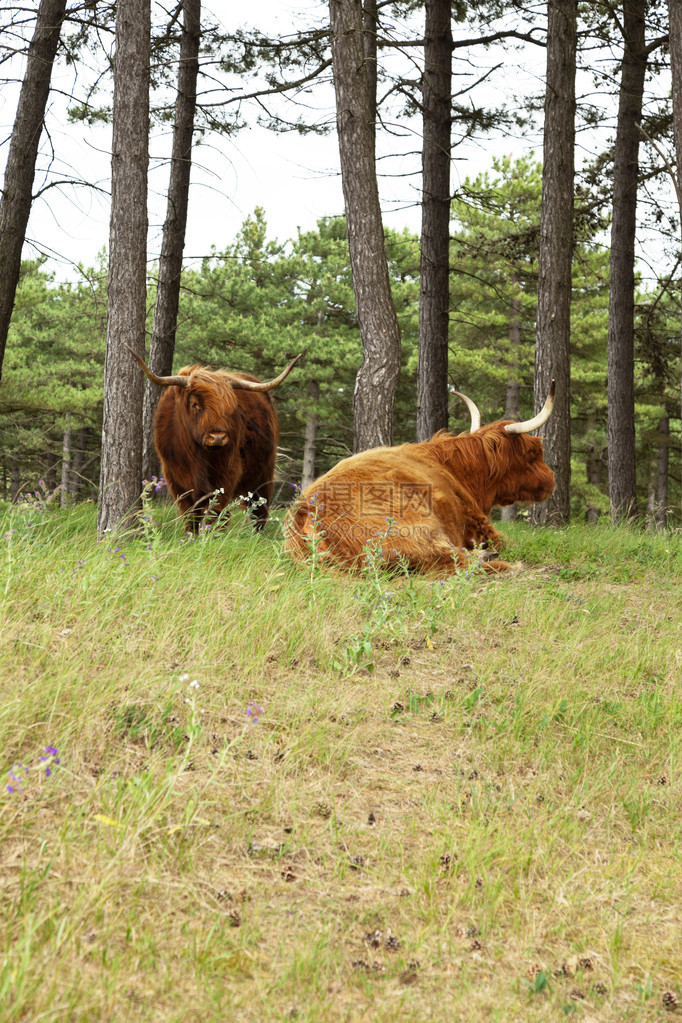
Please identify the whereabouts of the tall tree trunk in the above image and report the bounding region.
[142,0,201,483]
[301,380,320,489]
[416,0,452,441]
[363,0,378,125]
[667,0,682,520]
[607,0,647,522]
[329,0,402,451]
[97,0,151,535]
[501,289,522,523]
[60,418,71,508]
[532,0,576,526]
[0,0,67,382]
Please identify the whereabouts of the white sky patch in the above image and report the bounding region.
[0,1,675,287]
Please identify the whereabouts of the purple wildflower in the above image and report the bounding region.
[246,702,264,724]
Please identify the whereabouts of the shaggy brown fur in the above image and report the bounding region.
[154,365,279,529]
[284,423,555,573]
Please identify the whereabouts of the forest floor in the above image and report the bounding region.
[1,496,681,1022]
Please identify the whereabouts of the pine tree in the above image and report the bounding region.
[329,0,402,450]
[0,0,67,382]
[532,0,577,526]
[97,0,151,534]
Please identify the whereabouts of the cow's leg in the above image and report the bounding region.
[196,490,233,532]
[247,498,269,531]
[468,519,505,552]
[164,477,201,531]
[378,527,511,575]
[241,480,272,532]
[449,505,505,553]
[177,491,228,533]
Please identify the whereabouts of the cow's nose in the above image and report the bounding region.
[204,432,228,446]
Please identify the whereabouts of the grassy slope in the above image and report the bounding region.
[1,500,681,1022]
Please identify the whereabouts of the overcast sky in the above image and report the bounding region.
[0,1,558,283]
[7,2,673,292]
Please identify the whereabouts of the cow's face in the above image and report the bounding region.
[493,433,555,506]
[181,371,240,449]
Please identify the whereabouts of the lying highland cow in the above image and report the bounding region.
[128,346,301,529]
[284,383,555,573]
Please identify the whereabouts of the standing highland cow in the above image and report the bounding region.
[284,383,555,572]
[128,347,300,529]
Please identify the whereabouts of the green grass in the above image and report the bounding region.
[1,498,681,1021]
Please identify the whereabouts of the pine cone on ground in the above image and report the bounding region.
[662,990,678,1012]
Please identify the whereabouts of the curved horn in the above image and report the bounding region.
[230,353,302,392]
[125,343,190,388]
[504,379,556,435]
[453,390,481,432]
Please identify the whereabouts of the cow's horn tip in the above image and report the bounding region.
[549,379,556,397]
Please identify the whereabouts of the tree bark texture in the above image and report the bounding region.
[301,379,320,489]
[97,0,150,534]
[416,0,452,442]
[531,0,576,526]
[0,0,67,383]
[667,0,682,517]
[142,0,201,483]
[607,0,647,522]
[362,0,378,127]
[329,0,402,451]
